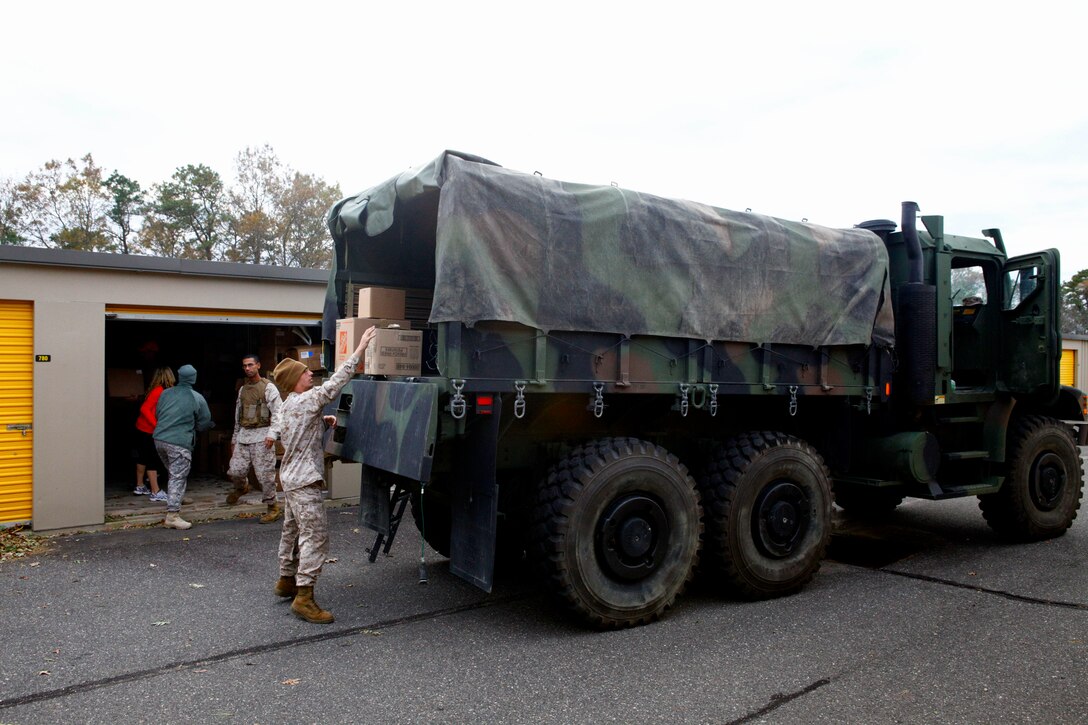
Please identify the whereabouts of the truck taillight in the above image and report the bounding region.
[477,394,494,415]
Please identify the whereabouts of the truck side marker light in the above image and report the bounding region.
[477,394,494,415]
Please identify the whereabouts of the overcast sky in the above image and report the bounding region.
[4,1,1086,277]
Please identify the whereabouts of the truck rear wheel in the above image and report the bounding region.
[698,431,832,599]
[530,437,702,629]
[979,415,1083,541]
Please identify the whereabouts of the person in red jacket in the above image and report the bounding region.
[134,367,176,502]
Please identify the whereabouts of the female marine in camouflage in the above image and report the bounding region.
[267,326,377,623]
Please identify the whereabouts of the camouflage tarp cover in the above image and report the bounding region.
[327,152,894,348]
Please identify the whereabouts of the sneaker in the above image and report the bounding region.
[149,491,168,503]
[134,486,151,496]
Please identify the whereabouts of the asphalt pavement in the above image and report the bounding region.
[1,495,1086,724]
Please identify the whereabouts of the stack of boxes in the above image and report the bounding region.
[335,287,422,376]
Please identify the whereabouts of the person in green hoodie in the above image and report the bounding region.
[154,364,213,530]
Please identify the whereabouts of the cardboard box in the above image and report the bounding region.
[328,460,362,500]
[335,318,410,372]
[356,287,406,319]
[364,328,422,376]
[107,368,145,398]
[295,345,324,371]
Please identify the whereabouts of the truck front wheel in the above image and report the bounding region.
[530,438,702,629]
[979,415,1083,541]
[698,431,832,599]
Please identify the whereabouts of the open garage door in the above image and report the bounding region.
[103,305,321,495]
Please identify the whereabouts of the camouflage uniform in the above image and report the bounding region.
[269,353,359,586]
[227,378,281,505]
[155,441,192,513]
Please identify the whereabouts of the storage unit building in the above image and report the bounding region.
[0,245,326,531]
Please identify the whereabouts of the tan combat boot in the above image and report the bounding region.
[163,512,192,530]
[291,585,334,624]
[259,503,283,525]
[274,575,297,598]
[225,479,250,505]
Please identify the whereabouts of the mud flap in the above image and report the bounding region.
[449,395,501,593]
[357,464,390,535]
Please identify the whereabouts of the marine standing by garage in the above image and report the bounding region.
[226,354,282,523]
[154,364,214,530]
[267,326,378,623]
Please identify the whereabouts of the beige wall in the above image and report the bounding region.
[33,300,106,529]
[3,265,323,313]
[1063,338,1088,394]
[0,257,324,530]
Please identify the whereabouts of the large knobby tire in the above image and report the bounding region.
[698,431,832,599]
[530,437,702,629]
[978,415,1084,541]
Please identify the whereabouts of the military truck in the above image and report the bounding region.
[321,151,1085,628]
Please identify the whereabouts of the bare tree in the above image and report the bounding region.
[274,172,341,268]
[226,145,282,264]
[0,177,24,245]
[12,155,113,251]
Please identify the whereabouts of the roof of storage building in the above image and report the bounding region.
[0,245,328,283]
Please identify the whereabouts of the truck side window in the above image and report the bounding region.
[951,266,987,306]
[1003,266,1038,311]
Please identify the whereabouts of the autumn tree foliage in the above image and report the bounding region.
[1,146,341,269]
[1061,270,1088,335]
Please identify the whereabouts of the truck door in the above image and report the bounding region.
[1000,250,1060,396]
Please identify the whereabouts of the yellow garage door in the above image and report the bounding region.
[1060,348,1076,387]
[0,300,33,525]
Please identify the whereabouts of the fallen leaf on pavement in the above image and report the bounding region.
[282,678,301,686]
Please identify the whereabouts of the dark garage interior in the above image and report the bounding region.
[104,319,322,494]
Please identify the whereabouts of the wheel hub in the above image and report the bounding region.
[753,480,810,558]
[1030,452,1066,511]
[597,494,668,581]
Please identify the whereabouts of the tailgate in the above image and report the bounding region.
[331,379,440,482]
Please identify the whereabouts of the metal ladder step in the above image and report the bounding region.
[368,483,412,563]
